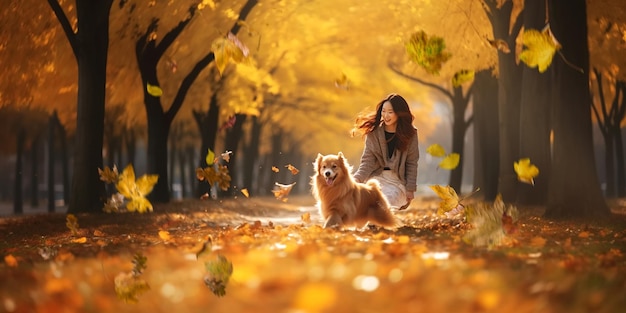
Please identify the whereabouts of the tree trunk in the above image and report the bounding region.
[545,0,609,219]
[472,70,499,201]
[193,93,220,197]
[30,135,40,208]
[221,114,247,197]
[146,98,170,203]
[58,120,70,204]
[178,147,187,198]
[65,0,112,213]
[48,114,57,213]
[485,0,524,202]
[14,129,25,214]
[243,115,261,196]
[603,135,616,197]
[614,125,625,197]
[448,86,469,192]
[517,0,552,205]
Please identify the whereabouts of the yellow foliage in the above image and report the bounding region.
[205,148,216,166]
[513,158,539,185]
[519,26,561,73]
[439,153,460,170]
[211,33,249,75]
[430,185,462,215]
[293,282,337,312]
[426,143,446,157]
[116,165,158,213]
[146,83,163,97]
[452,70,475,87]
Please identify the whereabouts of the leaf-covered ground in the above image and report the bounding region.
[1,196,626,313]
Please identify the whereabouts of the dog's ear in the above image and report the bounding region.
[337,152,344,160]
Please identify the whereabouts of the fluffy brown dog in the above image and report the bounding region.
[311,152,402,229]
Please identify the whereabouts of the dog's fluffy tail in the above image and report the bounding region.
[370,202,403,229]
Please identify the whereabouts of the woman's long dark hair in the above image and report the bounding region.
[352,93,416,151]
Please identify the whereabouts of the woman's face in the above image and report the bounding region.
[381,101,398,129]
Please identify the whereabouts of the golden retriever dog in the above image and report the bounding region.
[311,152,402,230]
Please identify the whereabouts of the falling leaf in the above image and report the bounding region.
[488,38,511,53]
[146,83,163,97]
[204,254,233,297]
[334,72,350,90]
[158,231,171,241]
[301,212,311,223]
[4,254,18,267]
[71,237,87,244]
[241,188,249,198]
[452,70,475,87]
[286,164,300,175]
[518,26,560,73]
[430,185,462,215]
[132,253,148,276]
[439,153,460,170]
[66,214,79,235]
[93,230,105,237]
[426,143,446,157]
[405,30,452,75]
[116,165,158,213]
[221,150,233,162]
[271,166,280,173]
[272,182,296,202]
[205,149,216,166]
[103,193,125,213]
[514,158,539,185]
[196,237,213,259]
[98,165,119,183]
[200,193,210,200]
[211,33,248,75]
[219,116,236,132]
[196,165,231,191]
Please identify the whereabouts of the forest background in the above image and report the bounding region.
[0,0,625,217]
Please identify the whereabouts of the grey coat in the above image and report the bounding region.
[353,126,419,193]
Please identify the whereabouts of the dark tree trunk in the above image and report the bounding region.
[169,126,178,194]
[14,129,25,214]
[472,70,499,201]
[221,114,247,197]
[545,0,609,219]
[58,121,70,204]
[193,93,220,197]
[178,147,188,198]
[48,0,113,213]
[484,0,524,203]
[124,129,136,167]
[48,113,57,213]
[615,124,626,197]
[603,135,616,197]
[145,98,170,202]
[30,135,40,208]
[448,85,470,192]
[242,115,262,196]
[517,0,552,205]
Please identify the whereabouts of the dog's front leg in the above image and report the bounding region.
[323,212,343,229]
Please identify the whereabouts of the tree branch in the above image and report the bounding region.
[387,61,453,99]
[155,6,197,59]
[47,0,78,56]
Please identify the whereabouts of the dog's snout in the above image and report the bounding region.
[324,171,331,177]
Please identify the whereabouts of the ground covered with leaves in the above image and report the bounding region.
[1,196,626,313]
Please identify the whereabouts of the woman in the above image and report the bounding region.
[352,93,419,209]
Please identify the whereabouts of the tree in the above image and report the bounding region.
[48,0,113,213]
[134,0,259,203]
[545,0,609,219]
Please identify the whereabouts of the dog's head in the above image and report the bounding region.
[314,152,351,186]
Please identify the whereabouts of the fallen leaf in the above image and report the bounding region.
[159,231,171,241]
[71,237,87,244]
[4,254,18,267]
[578,231,590,238]
[530,236,547,248]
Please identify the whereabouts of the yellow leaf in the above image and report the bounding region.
[514,158,539,185]
[519,26,560,73]
[301,212,311,223]
[272,182,296,202]
[206,149,216,166]
[286,164,299,175]
[426,143,446,157]
[430,185,462,215]
[271,166,280,173]
[146,83,163,97]
[211,34,247,75]
[159,230,171,241]
[116,165,158,213]
[98,165,119,183]
[71,237,87,244]
[241,188,249,198]
[439,153,460,170]
[4,254,18,267]
[452,70,475,87]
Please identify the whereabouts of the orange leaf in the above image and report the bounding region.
[71,237,87,243]
[530,236,546,248]
[578,231,590,238]
[159,231,171,241]
[4,254,18,267]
